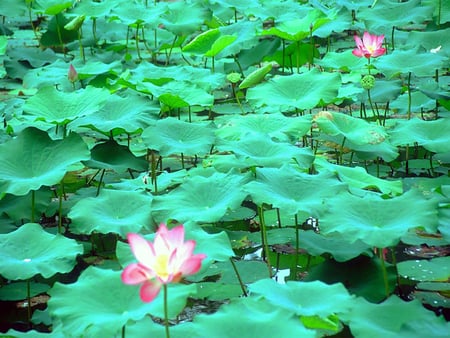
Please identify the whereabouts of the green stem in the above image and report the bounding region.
[294,214,300,280]
[135,23,142,61]
[258,206,272,278]
[296,40,300,74]
[407,72,412,120]
[58,182,64,234]
[379,248,390,298]
[31,190,35,223]
[229,257,248,296]
[163,284,170,338]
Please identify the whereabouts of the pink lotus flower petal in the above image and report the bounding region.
[121,224,206,303]
[121,263,154,285]
[140,280,162,302]
[127,233,156,267]
[352,31,386,59]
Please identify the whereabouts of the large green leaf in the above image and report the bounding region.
[151,171,250,223]
[261,9,331,41]
[0,127,90,196]
[244,165,347,215]
[315,158,403,195]
[182,28,237,58]
[48,266,196,337]
[71,93,159,134]
[246,69,341,113]
[314,111,388,146]
[249,279,354,317]
[342,296,450,338]
[358,0,435,31]
[82,140,148,172]
[142,118,216,156]
[0,223,83,280]
[320,189,439,247]
[376,49,447,78]
[215,113,311,142]
[23,86,110,125]
[389,118,450,154]
[160,1,210,36]
[68,189,153,237]
[397,256,450,282]
[188,297,316,338]
[217,134,314,168]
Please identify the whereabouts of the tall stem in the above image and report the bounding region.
[230,257,248,296]
[258,206,272,278]
[31,190,35,223]
[407,72,412,120]
[379,248,390,298]
[163,284,170,338]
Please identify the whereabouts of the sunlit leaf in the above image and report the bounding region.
[320,189,439,248]
[23,86,110,125]
[0,223,83,280]
[249,279,354,317]
[247,69,341,113]
[48,266,196,337]
[161,1,211,36]
[389,118,450,154]
[152,171,250,223]
[217,134,314,168]
[68,189,153,237]
[142,118,216,156]
[239,63,272,89]
[0,127,90,196]
[189,297,316,338]
[342,296,450,338]
[244,165,347,215]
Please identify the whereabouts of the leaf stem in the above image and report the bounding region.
[379,248,390,298]
[258,205,272,278]
[163,284,170,338]
[229,257,248,296]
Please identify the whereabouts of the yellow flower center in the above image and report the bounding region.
[154,254,170,280]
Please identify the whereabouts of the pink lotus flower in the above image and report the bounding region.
[121,224,206,302]
[67,64,78,83]
[352,32,386,59]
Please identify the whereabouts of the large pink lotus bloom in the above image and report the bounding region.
[352,32,386,59]
[121,224,206,302]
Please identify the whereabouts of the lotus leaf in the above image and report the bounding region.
[0,223,83,280]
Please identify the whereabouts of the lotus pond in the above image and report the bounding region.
[0,0,449,337]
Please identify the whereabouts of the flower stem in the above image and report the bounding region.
[379,248,390,298]
[163,284,170,338]
[258,205,272,278]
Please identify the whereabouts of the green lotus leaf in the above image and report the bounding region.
[217,20,260,58]
[138,81,214,108]
[71,93,158,134]
[342,296,450,338]
[246,69,341,113]
[390,91,436,115]
[70,0,115,18]
[389,118,450,154]
[376,49,447,78]
[189,297,316,338]
[0,223,83,280]
[217,134,314,168]
[205,34,237,57]
[0,127,90,196]
[142,118,216,156]
[160,1,210,36]
[82,140,148,172]
[5,329,65,338]
[23,86,110,125]
[182,28,222,55]
[314,111,388,146]
[48,266,196,337]
[244,165,347,215]
[299,230,373,262]
[316,50,367,72]
[68,189,153,236]
[397,256,450,282]
[249,279,354,317]
[406,28,450,53]
[262,9,330,41]
[111,170,187,193]
[315,158,403,195]
[320,189,439,248]
[358,0,434,31]
[215,113,311,142]
[151,171,250,223]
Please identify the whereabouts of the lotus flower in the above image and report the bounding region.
[352,32,386,59]
[121,224,206,302]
